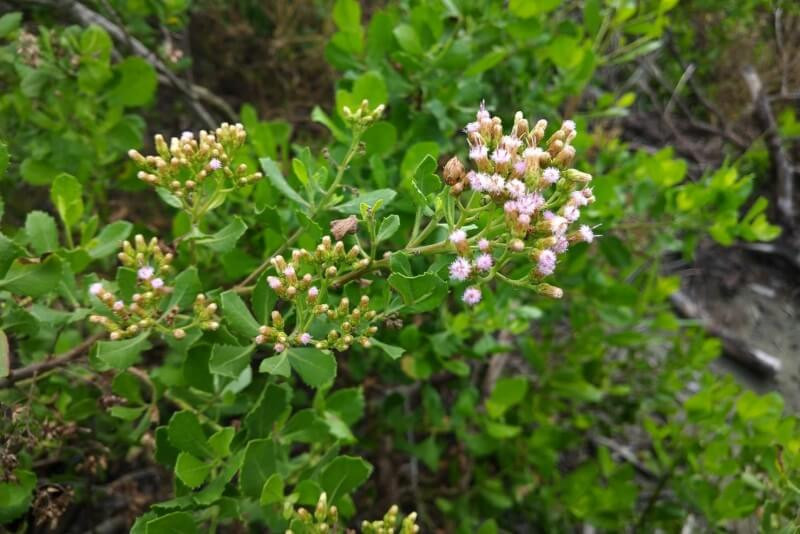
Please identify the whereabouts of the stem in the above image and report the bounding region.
[0,333,103,389]
[235,130,364,290]
[164,391,223,431]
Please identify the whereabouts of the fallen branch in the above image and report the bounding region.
[0,333,102,388]
[670,290,781,376]
[741,65,796,227]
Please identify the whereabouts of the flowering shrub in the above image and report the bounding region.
[1,2,798,533]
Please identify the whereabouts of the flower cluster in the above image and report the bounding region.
[128,124,262,217]
[342,98,386,130]
[442,103,598,304]
[286,492,419,534]
[87,235,219,339]
[255,236,379,354]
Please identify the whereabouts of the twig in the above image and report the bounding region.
[741,65,795,226]
[0,333,102,388]
[670,290,781,376]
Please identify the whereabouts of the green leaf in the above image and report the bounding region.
[196,217,247,253]
[326,387,365,426]
[0,12,22,38]
[509,0,561,18]
[259,353,291,377]
[333,189,396,214]
[370,338,405,360]
[209,343,255,378]
[288,348,337,388]
[156,187,183,208]
[165,267,201,312]
[87,221,133,259]
[245,383,291,439]
[320,455,373,503]
[50,173,84,230]
[0,329,8,378]
[0,234,24,278]
[0,469,36,523]
[464,48,508,76]
[145,512,198,534]
[486,377,529,418]
[109,57,157,107]
[401,142,439,180]
[93,333,150,370]
[388,272,448,313]
[260,474,284,506]
[175,452,211,488]
[220,290,260,338]
[0,255,62,297]
[0,142,7,180]
[260,157,310,207]
[393,24,423,55]
[20,158,57,185]
[25,211,59,255]
[251,272,278,324]
[240,439,280,499]
[376,214,400,243]
[167,411,213,459]
[208,427,235,458]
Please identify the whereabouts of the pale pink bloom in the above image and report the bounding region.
[513,160,527,176]
[151,278,164,289]
[89,282,104,296]
[523,147,543,160]
[501,135,522,152]
[477,101,490,121]
[542,167,560,184]
[518,213,531,225]
[475,253,493,272]
[571,191,589,206]
[517,193,543,215]
[449,229,467,245]
[553,236,569,254]
[504,200,518,214]
[209,158,222,170]
[486,173,505,194]
[274,343,286,353]
[562,120,576,132]
[478,238,490,252]
[548,215,568,235]
[579,225,594,243]
[462,287,482,306]
[491,148,511,165]
[465,121,480,133]
[563,205,580,222]
[299,332,312,345]
[283,266,295,277]
[181,131,194,140]
[449,257,472,281]
[308,286,319,298]
[469,145,488,161]
[468,171,486,192]
[137,266,154,280]
[537,250,557,276]
[267,276,282,289]
[113,300,124,311]
[506,179,526,199]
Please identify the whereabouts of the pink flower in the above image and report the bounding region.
[570,190,589,207]
[562,119,576,132]
[462,287,482,306]
[506,179,526,199]
[563,205,580,222]
[523,147,543,160]
[151,278,165,289]
[553,236,569,254]
[542,167,560,184]
[469,145,488,161]
[465,121,480,133]
[579,225,594,243]
[209,158,222,170]
[518,213,531,225]
[504,200,518,214]
[469,171,486,192]
[486,174,505,194]
[274,343,286,353]
[89,282,104,296]
[283,266,295,277]
[537,250,557,276]
[477,101,490,121]
[475,253,493,272]
[113,300,124,311]
[267,276,281,289]
[308,286,319,298]
[449,229,467,245]
[299,333,312,345]
[513,160,527,176]
[516,193,543,215]
[449,257,472,281]
[547,214,568,235]
[501,135,522,152]
[478,238,490,252]
[137,266,154,280]
[491,148,511,165]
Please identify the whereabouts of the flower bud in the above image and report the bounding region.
[536,283,563,299]
[443,157,465,185]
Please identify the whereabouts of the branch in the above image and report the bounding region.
[670,290,781,376]
[0,333,102,388]
[741,65,795,226]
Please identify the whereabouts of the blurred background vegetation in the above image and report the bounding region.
[1,0,800,531]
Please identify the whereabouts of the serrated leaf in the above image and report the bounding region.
[25,211,59,255]
[376,214,400,243]
[50,173,83,230]
[93,332,150,370]
[167,411,213,459]
[258,352,291,377]
[165,267,201,312]
[259,474,284,505]
[145,511,198,534]
[196,217,247,253]
[333,189,396,214]
[0,255,62,297]
[87,220,132,259]
[370,338,405,360]
[388,272,448,313]
[220,290,260,338]
[245,383,291,439]
[175,452,211,488]
[239,439,280,499]
[288,348,337,388]
[320,456,373,503]
[209,343,254,378]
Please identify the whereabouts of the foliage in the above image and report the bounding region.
[0,1,797,533]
